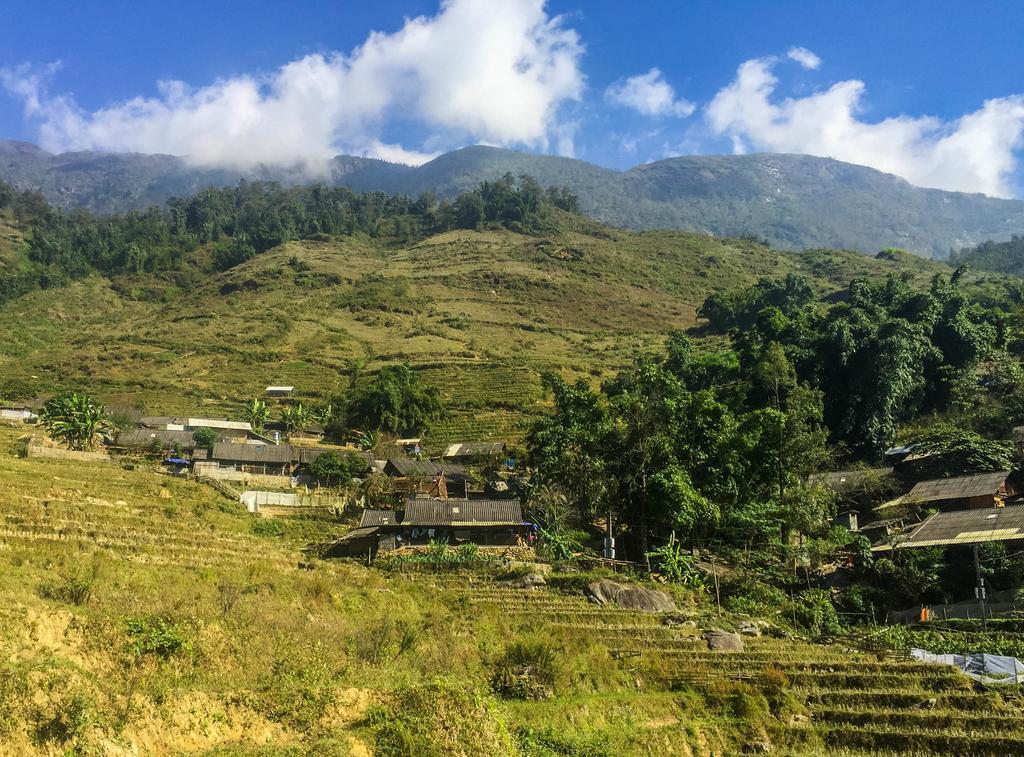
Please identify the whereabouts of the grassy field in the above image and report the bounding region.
[3,423,1024,755]
[0,215,1002,449]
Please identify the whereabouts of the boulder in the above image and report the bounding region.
[585,579,676,613]
[706,630,744,652]
[739,620,770,637]
[499,573,547,589]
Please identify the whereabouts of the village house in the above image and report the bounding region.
[112,428,197,455]
[880,504,1024,552]
[195,442,294,476]
[0,406,38,423]
[383,458,477,498]
[324,498,531,558]
[266,386,294,398]
[903,471,1018,511]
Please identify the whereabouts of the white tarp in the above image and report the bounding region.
[912,648,1024,684]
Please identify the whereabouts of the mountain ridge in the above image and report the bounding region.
[4,140,1024,257]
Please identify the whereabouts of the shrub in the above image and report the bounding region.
[455,543,480,563]
[368,685,516,756]
[33,691,91,747]
[514,726,614,757]
[537,526,577,561]
[793,589,843,638]
[38,563,99,606]
[217,579,242,617]
[426,538,451,565]
[492,639,559,700]
[646,533,706,587]
[192,427,217,450]
[257,643,336,731]
[124,616,193,661]
[721,574,789,616]
[252,519,285,537]
[0,667,29,737]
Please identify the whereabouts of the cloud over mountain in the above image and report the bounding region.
[706,52,1024,197]
[0,0,583,172]
[605,68,694,118]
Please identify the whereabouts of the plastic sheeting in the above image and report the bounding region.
[911,648,1024,684]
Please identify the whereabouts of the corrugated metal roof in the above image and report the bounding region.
[808,467,894,491]
[384,458,472,480]
[896,506,1024,548]
[187,418,252,432]
[402,498,523,526]
[908,471,1011,503]
[139,416,178,428]
[360,509,399,527]
[443,442,507,458]
[115,428,196,449]
[210,442,293,464]
[336,526,379,542]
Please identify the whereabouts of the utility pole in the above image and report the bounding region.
[973,544,988,631]
[604,508,615,560]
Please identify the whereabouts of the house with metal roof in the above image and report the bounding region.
[112,428,197,454]
[197,442,294,475]
[383,458,476,498]
[441,441,508,464]
[322,499,531,558]
[904,471,1017,511]
[878,505,1024,551]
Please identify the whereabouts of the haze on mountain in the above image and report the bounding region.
[4,139,1024,260]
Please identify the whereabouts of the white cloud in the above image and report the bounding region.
[706,54,1024,197]
[0,0,583,171]
[786,47,821,70]
[605,68,694,118]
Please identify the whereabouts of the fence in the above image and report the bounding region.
[192,462,292,490]
[241,490,343,514]
[888,600,1024,625]
[24,444,112,463]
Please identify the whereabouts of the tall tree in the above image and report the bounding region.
[40,393,108,450]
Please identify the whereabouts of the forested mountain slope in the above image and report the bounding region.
[6,140,1024,257]
[1,180,1008,447]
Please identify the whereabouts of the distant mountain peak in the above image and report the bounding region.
[2,139,1024,257]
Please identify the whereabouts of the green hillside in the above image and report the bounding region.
[0,207,1000,447]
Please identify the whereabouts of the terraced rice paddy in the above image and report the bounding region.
[404,571,1024,756]
[3,422,1024,754]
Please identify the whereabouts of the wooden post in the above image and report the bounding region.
[712,554,722,619]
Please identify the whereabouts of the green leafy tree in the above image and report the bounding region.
[905,424,1014,478]
[308,451,370,487]
[244,398,269,432]
[40,392,109,450]
[280,404,310,437]
[192,427,218,451]
[347,365,443,435]
[527,373,610,521]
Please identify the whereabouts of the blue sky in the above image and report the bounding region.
[2,1,1023,196]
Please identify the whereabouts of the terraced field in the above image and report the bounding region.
[4,419,1024,754]
[404,571,1024,756]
